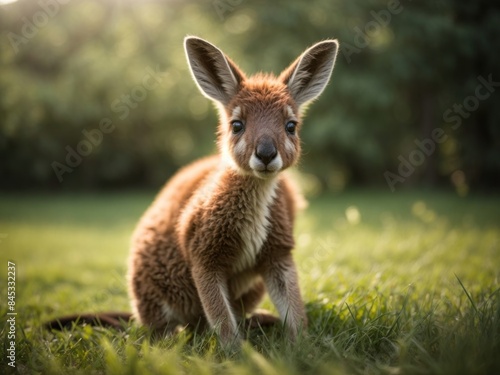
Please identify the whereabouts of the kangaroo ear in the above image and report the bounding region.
[279,40,339,109]
[184,37,245,105]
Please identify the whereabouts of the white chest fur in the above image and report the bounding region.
[233,178,278,272]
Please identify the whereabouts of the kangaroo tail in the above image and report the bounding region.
[44,312,133,330]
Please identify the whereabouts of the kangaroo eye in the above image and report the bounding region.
[231,120,244,134]
[285,121,297,134]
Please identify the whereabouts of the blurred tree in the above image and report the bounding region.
[0,0,498,192]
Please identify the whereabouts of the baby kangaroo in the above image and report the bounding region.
[128,36,339,345]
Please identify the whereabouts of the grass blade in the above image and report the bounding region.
[455,274,478,314]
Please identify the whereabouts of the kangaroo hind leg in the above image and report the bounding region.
[231,279,279,329]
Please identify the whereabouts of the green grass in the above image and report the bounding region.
[1,190,499,374]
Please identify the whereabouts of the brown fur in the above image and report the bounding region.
[128,37,339,345]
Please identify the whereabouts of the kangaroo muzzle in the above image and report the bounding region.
[255,136,278,166]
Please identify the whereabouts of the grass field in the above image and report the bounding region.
[1,190,499,374]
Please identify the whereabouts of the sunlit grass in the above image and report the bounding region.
[0,190,499,374]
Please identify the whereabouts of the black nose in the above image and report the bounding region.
[255,138,277,165]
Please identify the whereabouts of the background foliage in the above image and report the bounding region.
[0,0,499,191]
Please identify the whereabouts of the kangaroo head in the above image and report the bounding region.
[184,37,338,179]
